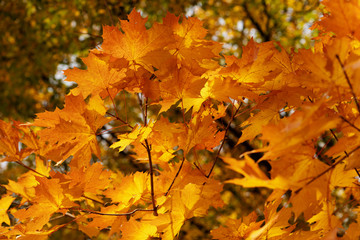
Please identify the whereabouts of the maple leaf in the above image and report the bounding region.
[200,70,258,103]
[180,111,224,154]
[316,0,360,39]
[219,39,279,89]
[33,94,111,166]
[62,162,111,201]
[105,171,149,206]
[157,65,207,112]
[64,52,126,99]
[308,201,342,237]
[223,155,289,190]
[261,101,340,160]
[162,12,222,74]
[0,120,31,162]
[0,195,14,225]
[101,10,173,72]
[5,172,38,201]
[110,121,154,152]
[130,117,185,164]
[12,177,65,232]
[211,212,263,240]
[121,218,158,240]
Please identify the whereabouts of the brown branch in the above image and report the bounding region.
[206,103,242,178]
[165,156,186,196]
[15,160,51,179]
[335,54,360,113]
[294,145,360,195]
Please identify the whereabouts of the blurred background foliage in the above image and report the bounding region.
[0,0,321,239]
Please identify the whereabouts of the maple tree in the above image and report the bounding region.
[2,0,360,239]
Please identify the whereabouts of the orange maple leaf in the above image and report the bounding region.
[33,94,111,166]
[64,52,126,99]
[101,10,173,72]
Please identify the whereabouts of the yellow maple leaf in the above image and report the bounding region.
[0,195,14,225]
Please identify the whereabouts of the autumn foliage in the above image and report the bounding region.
[2,0,360,239]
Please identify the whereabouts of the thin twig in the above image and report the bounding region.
[315,133,334,158]
[339,115,360,133]
[193,162,206,176]
[15,160,50,179]
[49,212,76,222]
[165,156,186,196]
[206,103,242,178]
[294,145,360,195]
[329,129,358,180]
[355,168,360,178]
[106,112,134,129]
[138,94,158,216]
[335,54,360,113]
[67,207,156,216]
[97,125,129,136]
[144,140,158,216]
[329,129,348,157]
